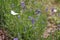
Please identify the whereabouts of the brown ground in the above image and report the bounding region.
[42,0,58,38]
[0,28,12,40]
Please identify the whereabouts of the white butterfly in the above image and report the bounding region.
[11,10,18,15]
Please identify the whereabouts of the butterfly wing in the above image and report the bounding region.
[11,10,18,15]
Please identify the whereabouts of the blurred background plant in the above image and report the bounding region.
[55,0,60,3]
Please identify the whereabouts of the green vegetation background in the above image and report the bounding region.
[0,0,60,40]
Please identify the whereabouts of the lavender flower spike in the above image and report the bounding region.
[35,9,41,14]
[21,1,25,9]
[28,16,32,20]
[18,15,20,18]
[31,18,35,24]
[13,38,18,40]
[45,7,48,12]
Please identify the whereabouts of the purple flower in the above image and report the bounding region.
[13,38,18,40]
[35,9,41,14]
[28,16,32,19]
[18,15,20,18]
[21,1,25,9]
[45,7,48,12]
[51,8,57,13]
[51,8,54,12]
[31,18,35,24]
[51,8,56,15]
